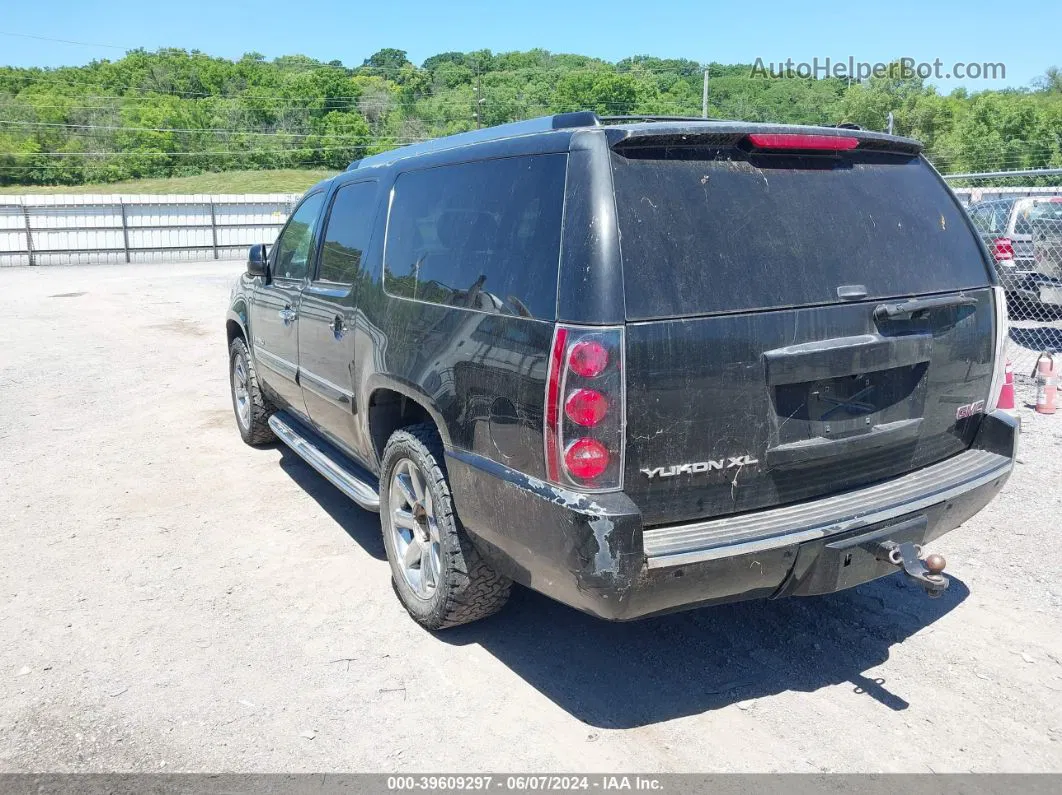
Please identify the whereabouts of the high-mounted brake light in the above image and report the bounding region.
[993,237,1015,262]
[746,133,859,151]
[543,325,626,491]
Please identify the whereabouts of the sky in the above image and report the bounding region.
[1,0,1059,93]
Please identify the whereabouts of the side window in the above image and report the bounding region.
[383,154,567,320]
[972,202,1006,235]
[272,192,326,281]
[317,181,378,284]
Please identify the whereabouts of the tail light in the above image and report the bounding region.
[992,237,1015,262]
[564,438,610,479]
[544,324,625,491]
[985,286,1010,412]
[568,340,609,377]
[564,388,609,427]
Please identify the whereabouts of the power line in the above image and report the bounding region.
[0,30,128,50]
[0,92,499,111]
[0,143,422,157]
[0,120,419,138]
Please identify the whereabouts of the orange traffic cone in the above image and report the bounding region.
[997,359,1016,414]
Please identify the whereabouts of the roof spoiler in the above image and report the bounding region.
[605,122,923,155]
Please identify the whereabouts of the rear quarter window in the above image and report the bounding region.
[611,147,993,320]
[383,154,567,320]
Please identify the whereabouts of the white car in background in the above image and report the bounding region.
[968,196,1062,313]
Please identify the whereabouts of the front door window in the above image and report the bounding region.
[273,193,326,280]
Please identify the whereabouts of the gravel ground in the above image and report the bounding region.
[1,261,1061,773]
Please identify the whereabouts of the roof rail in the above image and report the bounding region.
[343,112,749,171]
[346,112,601,171]
[597,114,732,124]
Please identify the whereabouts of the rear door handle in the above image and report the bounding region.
[278,307,297,325]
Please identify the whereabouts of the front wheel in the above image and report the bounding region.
[229,337,276,446]
[379,424,511,630]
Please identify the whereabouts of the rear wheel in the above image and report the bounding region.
[229,337,276,446]
[380,423,511,629]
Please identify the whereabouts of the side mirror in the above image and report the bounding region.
[247,244,269,277]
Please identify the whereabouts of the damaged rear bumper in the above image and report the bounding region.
[445,411,1018,621]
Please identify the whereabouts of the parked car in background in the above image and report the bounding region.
[226,113,1017,629]
[967,196,1062,314]
[1030,198,1062,309]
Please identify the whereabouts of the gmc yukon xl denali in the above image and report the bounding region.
[226,112,1018,629]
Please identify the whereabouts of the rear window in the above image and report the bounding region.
[969,200,1013,236]
[383,154,567,320]
[611,147,992,320]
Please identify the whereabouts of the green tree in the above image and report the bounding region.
[554,71,639,115]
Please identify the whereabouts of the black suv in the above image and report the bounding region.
[226,112,1018,629]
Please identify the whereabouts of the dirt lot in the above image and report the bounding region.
[1,261,1061,773]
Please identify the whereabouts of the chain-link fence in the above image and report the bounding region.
[964,194,1062,373]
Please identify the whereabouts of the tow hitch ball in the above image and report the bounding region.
[875,541,949,598]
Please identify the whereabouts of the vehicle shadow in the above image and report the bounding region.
[275,446,386,560]
[269,444,968,728]
[439,574,970,729]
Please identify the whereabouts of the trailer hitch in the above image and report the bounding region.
[876,541,949,597]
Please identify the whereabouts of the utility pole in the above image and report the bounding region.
[474,70,483,129]
[886,111,895,135]
[702,66,710,118]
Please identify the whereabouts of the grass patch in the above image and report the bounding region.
[0,169,337,195]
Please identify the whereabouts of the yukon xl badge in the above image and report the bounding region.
[641,455,760,480]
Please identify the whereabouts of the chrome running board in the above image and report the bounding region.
[268,412,380,512]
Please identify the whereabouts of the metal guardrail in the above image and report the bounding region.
[0,193,302,267]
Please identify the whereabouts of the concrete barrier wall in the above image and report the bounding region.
[0,193,302,267]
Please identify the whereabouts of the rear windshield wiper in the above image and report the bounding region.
[873,294,978,321]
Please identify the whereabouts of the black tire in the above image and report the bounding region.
[380,423,511,630]
[228,336,276,446]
